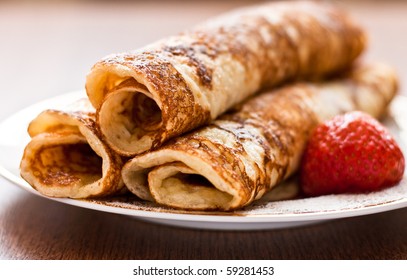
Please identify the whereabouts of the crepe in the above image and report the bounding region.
[121,63,398,211]
[86,0,366,156]
[20,99,124,198]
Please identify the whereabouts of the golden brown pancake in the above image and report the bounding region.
[20,99,124,198]
[122,63,398,210]
[86,0,366,156]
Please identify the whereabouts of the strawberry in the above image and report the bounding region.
[300,111,405,196]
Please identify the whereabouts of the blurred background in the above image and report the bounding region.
[0,0,406,121]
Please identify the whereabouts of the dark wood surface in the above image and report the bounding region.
[1,182,406,260]
[1,0,407,260]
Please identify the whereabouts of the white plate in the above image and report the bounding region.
[1,91,407,230]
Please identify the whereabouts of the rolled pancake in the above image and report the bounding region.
[20,99,124,198]
[122,63,398,211]
[86,0,366,156]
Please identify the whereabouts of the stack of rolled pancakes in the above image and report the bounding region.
[20,1,399,211]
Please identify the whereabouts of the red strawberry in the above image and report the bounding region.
[300,111,405,196]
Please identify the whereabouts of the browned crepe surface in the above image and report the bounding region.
[20,99,124,198]
[122,64,398,211]
[86,0,366,156]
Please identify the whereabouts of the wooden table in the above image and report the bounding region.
[1,0,406,260]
